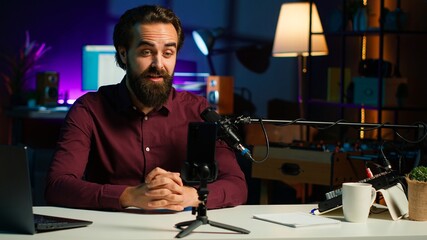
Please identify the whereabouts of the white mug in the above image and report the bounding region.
[342,182,377,223]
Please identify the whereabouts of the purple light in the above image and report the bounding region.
[53,58,206,104]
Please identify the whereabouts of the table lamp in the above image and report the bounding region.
[192,28,272,115]
[192,28,271,75]
[272,2,328,121]
[192,28,225,75]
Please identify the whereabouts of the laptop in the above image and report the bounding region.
[0,145,92,234]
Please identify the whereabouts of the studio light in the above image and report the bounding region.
[192,28,224,56]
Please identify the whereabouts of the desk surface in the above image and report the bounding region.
[1,204,426,240]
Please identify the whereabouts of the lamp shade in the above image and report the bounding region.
[192,28,224,56]
[236,44,272,74]
[272,2,328,57]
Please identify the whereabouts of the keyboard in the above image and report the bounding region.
[34,214,92,231]
[317,171,401,213]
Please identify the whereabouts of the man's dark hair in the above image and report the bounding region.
[113,5,184,70]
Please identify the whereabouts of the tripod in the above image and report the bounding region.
[175,165,250,238]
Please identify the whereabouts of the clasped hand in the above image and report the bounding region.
[120,167,199,211]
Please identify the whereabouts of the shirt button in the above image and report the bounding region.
[145,147,150,152]
[144,116,148,121]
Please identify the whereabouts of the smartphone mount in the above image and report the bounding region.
[175,164,249,238]
[175,122,250,238]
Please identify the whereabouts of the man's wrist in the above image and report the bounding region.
[186,186,201,207]
[119,186,134,208]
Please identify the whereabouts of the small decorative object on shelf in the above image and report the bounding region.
[406,166,427,221]
[353,5,368,31]
[383,7,408,31]
[342,0,364,31]
[0,31,51,107]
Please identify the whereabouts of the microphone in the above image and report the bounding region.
[200,107,255,162]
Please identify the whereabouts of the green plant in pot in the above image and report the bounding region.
[0,31,50,107]
[406,166,427,221]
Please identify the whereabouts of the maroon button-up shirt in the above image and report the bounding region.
[45,79,247,210]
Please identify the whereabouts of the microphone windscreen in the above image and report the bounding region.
[201,107,221,122]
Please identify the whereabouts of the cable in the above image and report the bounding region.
[313,119,346,130]
[394,122,427,144]
[379,141,393,171]
[251,118,269,164]
[272,118,306,127]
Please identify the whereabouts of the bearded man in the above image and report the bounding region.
[45,5,247,211]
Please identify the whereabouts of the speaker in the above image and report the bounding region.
[36,72,59,106]
[206,76,234,115]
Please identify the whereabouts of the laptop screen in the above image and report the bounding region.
[0,145,36,234]
[0,145,92,234]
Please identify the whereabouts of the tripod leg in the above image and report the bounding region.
[175,220,203,238]
[175,220,195,229]
[174,171,250,238]
[209,220,250,234]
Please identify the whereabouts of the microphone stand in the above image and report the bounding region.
[243,117,422,130]
[235,116,426,170]
[237,116,425,142]
[174,164,250,238]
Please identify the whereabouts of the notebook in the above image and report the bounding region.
[253,212,340,228]
[0,145,92,234]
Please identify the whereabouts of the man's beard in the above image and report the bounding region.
[127,66,173,108]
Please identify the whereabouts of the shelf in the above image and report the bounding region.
[305,0,427,141]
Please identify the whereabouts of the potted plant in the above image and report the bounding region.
[406,166,427,221]
[0,31,50,107]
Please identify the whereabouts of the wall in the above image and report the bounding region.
[0,0,304,119]
[2,0,426,204]
[1,0,426,135]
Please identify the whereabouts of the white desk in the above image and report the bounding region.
[1,204,427,239]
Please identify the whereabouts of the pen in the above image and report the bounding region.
[310,208,320,215]
[366,167,374,178]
